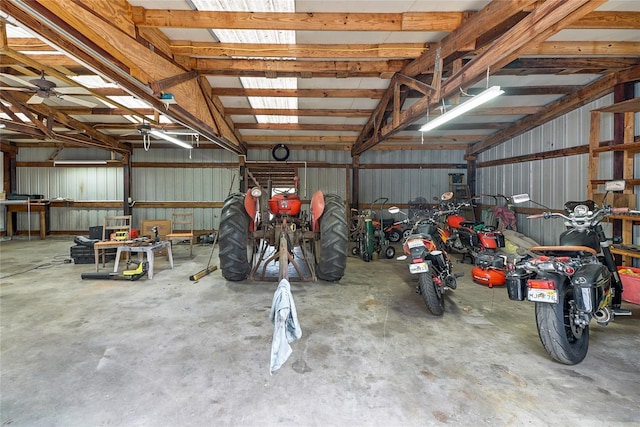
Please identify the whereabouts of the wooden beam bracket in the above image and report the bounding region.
[148,70,199,95]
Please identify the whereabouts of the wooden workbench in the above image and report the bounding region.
[2,200,50,240]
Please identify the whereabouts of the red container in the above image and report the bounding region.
[471,266,506,288]
[618,266,640,305]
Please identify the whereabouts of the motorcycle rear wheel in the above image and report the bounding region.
[387,229,402,242]
[535,286,589,365]
[418,267,445,316]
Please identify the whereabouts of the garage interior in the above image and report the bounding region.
[1,0,639,425]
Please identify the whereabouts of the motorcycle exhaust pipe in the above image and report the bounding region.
[593,307,612,325]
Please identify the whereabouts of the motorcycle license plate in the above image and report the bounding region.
[407,239,424,248]
[527,288,558,304]
[409,262,429,274]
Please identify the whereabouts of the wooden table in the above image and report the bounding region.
[2,200,50,240]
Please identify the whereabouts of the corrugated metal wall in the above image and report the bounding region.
[358,149,466,224]
[476,92,640,245]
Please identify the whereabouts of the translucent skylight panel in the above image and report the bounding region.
[191,0,298,124]
[69,75,119,89]
[107,96,153,109]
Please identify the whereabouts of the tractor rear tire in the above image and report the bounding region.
[316,194,348,282]
[219,193,252,281]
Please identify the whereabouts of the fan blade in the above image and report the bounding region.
[55,86,89,95]
[58,94,97,108]
[0,86,31,91]
[0,73,38,88]
[27,94,45,104]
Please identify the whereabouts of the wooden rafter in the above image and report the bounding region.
[352,0,608,156]
[5,0,244,154]
[13,38,640,59]
[131,9,640,31]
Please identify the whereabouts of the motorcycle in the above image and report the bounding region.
[438,192,506,265]
[506,180,634,364]
[384,218,412,243]
[389,206,462,316]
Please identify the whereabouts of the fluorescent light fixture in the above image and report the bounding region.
[149,130,193,149]
[53,160,107,165]
[419,86,504,132]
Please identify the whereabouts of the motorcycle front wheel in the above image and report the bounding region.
[535,286,589,365]
[418,267,445,316]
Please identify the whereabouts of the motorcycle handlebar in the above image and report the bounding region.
[612,207,630,214]
[528,204,624,223]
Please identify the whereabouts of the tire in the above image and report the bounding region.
[402,229,412,240]
[316,194,348,281]
[418,266,445,316]
[384,246,395,259]
[218,193,253,281]
[535,285,589,365]
[387,229,401,243]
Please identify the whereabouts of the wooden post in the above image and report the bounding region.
[352,155,359,210]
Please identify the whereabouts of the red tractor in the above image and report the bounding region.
[218,185,348,282]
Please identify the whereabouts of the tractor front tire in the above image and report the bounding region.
[219,193,252,281]
[316,194,348,281]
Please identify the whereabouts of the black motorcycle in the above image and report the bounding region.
[389,206,462,316]
[507,180,633,364]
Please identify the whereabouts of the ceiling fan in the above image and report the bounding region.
[0,71,98,108]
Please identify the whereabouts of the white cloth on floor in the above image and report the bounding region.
[269,278,302,373]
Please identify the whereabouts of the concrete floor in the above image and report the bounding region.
[1,237,639,427]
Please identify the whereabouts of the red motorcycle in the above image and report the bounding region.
[438,192,505,262]
[389,206,462,316]
[437,192,507,287]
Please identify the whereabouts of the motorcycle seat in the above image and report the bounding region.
[529,245,597,257]
[408,233,431,240]
[460,220,477,228]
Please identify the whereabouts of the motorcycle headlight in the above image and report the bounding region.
[574,204,589,216]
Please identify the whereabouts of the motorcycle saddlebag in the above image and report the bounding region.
[459,230,479,248]
[506,268,535,301]
[571,264,611,314]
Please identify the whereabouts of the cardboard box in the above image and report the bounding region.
[140,219,171,240]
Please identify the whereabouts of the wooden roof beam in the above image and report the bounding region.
[353,0,539,156]
[171,41,640,60]
[353,0,607,156]
[131,9,640,31]
[6,0,243,155]
[194,58,407,79]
